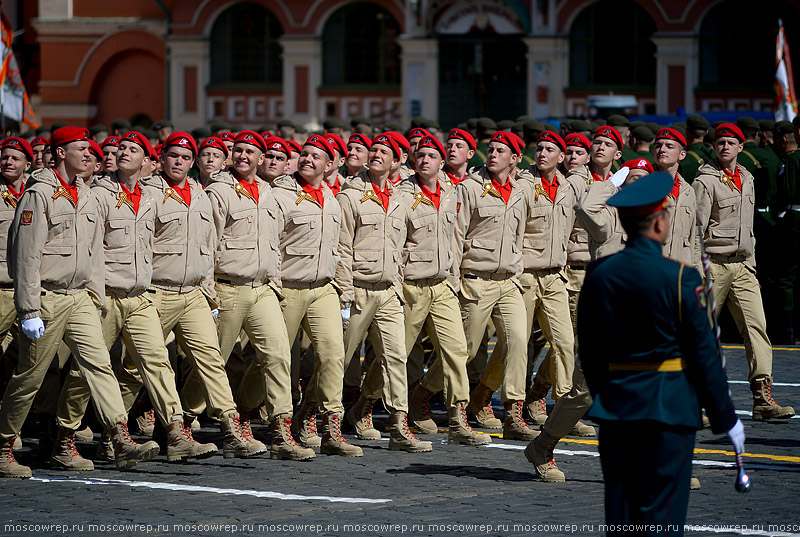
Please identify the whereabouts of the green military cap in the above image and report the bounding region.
[466,117,479,129]
[409,116,426,128]
[774,120,793,134]
[384,122,403,131]
[230,124,243,133]
[141,128,158,140]
[477,117,497,130]
[89,124,107,135]
[590,119,606,131]
[51,121,68,131]
[686,115,710,131]
[296,124,308,134]
[571,119,592,133]
[672,121,686,131]
[646,122,660,135]
[523,119,544,138]
[209,120,230,131]
[560,119,574,130]
[606,114,630,128]
[544,123,559,132]
[630,121,646,130]
[34,125,50,135]
[277,119,297,129]
[191,126,212,139]
[110,118,131,129]
[351,115,371,127]
[759,119,775,131]
[457,122,468,130]
[632,125,655,142]
[736,116,760,131]
[497,119,514,130]
[793,114,800,127]
[421,117,441,130]
[516,115,533,123]
[322,118,343,130]
[712,120,725,129]
[152,119,174,130]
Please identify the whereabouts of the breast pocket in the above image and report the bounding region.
[46,212,76,246]
[156,211,183,242]
[105,219,132,249]
[227,208,255,239]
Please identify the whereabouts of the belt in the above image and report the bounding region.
[354,280,393,291]
[710,254,747,264]
[216,277,264,288]
[106,287,146,299]
[405,278,445,287]
[463,271,511,281]
[151,282,199,294]
[608,358,686,372]
[568,265,586,271]
[282,280,329,290]
[0,283,13,290]
[524,267,561,276]
[41,283,82,295]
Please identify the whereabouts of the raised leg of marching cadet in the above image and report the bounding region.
[709,261,794,420]
[0,290,159,478]
[347,286,430,453]
[282,283,361,457]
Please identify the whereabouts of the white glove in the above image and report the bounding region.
[341,307,351,322]
[610,167,630,188]
[727,418,746,455]
[211,308,219,319]
[21,317,45,340]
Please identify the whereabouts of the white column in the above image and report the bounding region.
[167,38,208,130]
[398,37,438,126]
[524,36,569,118]
[280,37,322,129]
[652,34,698,115]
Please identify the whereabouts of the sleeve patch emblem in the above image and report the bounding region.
[20,210,32,225]
[695,285,708,310]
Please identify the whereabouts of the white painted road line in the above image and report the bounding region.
[30,476,391,504]
[728,380,800,387]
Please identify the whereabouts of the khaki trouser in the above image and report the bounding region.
[710,260,772,381]
[281,282,346,414]
[346,286,408,413]
[402,280,470,407]
[427,277,527,402]
[56,292,184,429]
[481,270,575,399]
[543,359,592,439]
[0,290,128,440]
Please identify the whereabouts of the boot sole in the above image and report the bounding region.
[114,443,159,470]
[49,460,94,471]
[223,448,267,459]
[320,448,363,457]
[503,432,540,441]
[270,451,316,461]
[355,431,382,440]
[410,418,438,435]
[569,430,596,437]
[448,436,491,446]
[167,448,218,462]
[752,411,795,420]
[0,471,32,478]
[389,443,433,453]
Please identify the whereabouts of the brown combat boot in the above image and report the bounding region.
[503,401,540,441]
[320,412,363,457]
[166,416,217,462]
[389,411,433,453]
[466,383,502,429]
[95,431,114,462]
[345,395,381,440]
[569,420,595,437]
[269,414,315,461]
[751,375,795,420]
[409,384,438,434]
[134,409,155,437]
[238,410,268,454]
[0,436,31,478]
[524,430,565,482]
[291,400,321,447]
[110,422,159,470]
[50,427,94,471]
[524,376,550,425]
[74,425,94,443]
[448,402,491,446]
[220,416,266,459]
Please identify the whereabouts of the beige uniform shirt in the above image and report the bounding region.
[90,174,157,298]
[397,174,458,282]
[205,171,280,287]
[664,174,701,269]
[0,179,26,285]
[141,174,216,300]
[335,173,407,306]
[271,173,341,285]
[576,180,627,260]
[517,167,577,270]
[693,160,756,265]
[452,167,526,288]
[565,165,592,265]
[9,168,103,319]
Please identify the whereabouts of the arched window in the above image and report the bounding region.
[210,2,283,87]
[569,1,656,90]
[322,2,401,87]
[699,0,799,90]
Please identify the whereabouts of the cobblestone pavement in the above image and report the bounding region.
[1,344,798,537]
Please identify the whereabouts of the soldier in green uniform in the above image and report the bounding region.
[466,117,496,170]
[679,115,712,183]
[774,116,800,342]
[521,120,544,168]
[631,126,654,163]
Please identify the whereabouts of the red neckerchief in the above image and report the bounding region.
[167,179,192,206]
[238,177,259,203]
[419,182,441,210]
[327,176,341,197]
[390,174,402,185]
[120,182,141,214]
[300,180,325,208]
[540,173,559,202]
[374,182,391,211]
[445,169,464,185]
[491,177,513,204]
[53,169,78,206]
[4,179,23,199]
[669,176,681,200]
[722,164,742,191]
[590,169,610,183]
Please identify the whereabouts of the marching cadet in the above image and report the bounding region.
[444,129,476,186]
[259,136,290,183]
[285,140,302,175]
[467,117,497,169]
[31,136,49,170]
[345,133,371,177]
[0,127,159,478]
[152,120,174,144]
[196,136,228,187]
[218,131,236,167]
[322,133,347,195]
[606,115,638,163]
[101,136,120,174]
[204,130,314,461]
[55,131,217,467]
[386,131,412,183]
[694,123,794,420]
[679,115,712,183]
[563,133,591,172]
[272,135,362,457]
[379,134,489,446]
[138,131,260,458]
[336,133,430,453]
[630,126,655,163]
[404,127,431,175]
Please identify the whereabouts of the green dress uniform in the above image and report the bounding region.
[579,173,737,536]
[678,142,709,183]
[467,141,489,169]
[775,149,800,341]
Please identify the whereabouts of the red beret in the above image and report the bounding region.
[386,131,410,152]
[447,128,476,151]
[304,134,335,159]
[348,133,372,150]
[164,132,198,156]
[121,131,152,154]
[88,140,103,162]
[234,130,266,153]
[51,126,91,150]
[655,127,687,147]
[537,130,566,153]
[489,131,521,155]
[101,136,120,148]
[30,136,49,148]
[715,123,744,142]
[285,140,301,154]
[372,133,401,159]
[218,131,235,142]
[623,158,654,173]
[259,131,273,140]
[407,127,431,140]
[417,134,445,158]
[509,132,526,153]
[324,133,348,158]
[593,126,623,149]
[154,143,163,156]
[565,133,591,151]
[199,136,229,158]
[264,136,290,157]
[2,137,33,161]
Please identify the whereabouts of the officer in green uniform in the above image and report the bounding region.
[774,116,800,342]
[521,120,544,168]
[466,117,496,170]
[579,172,742,536]
[631,126,654,163]
[679,115,712,183]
